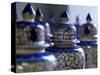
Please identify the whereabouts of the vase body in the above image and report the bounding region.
[16,52,57,72]
[79,14,97,68]
[78,41,97,68]
[47,46,85,70]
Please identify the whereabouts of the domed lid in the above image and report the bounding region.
[86,13,92,21]
[36,8,44,17]
[22,3,36,15]
[16,25,50,54]
[80,13,97,41]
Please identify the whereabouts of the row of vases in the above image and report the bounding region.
[15,3,97,73]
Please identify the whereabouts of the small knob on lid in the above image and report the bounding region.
[22,3,36,21]
[86,13,92,21]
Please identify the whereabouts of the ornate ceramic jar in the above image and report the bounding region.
[16,3,57,73]
[35,8,53,46]
[78,13,97,68]
[47,11,85,70]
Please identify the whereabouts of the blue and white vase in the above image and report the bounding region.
[47,11,85,70]
[79,13,97,68]
[16,3,57,72]
[35,8,53,46]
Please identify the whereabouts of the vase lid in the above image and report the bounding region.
[22,3,36,15]
[36,8,44,17]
